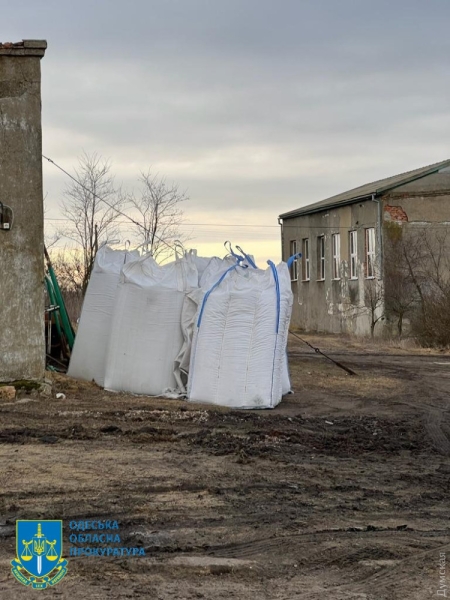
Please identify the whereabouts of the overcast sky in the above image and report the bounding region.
[4,0,450,263]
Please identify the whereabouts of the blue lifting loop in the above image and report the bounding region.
[287,252,302,268]
[235,245,258,269]
[267,260,281,334]
[197,263,240,328]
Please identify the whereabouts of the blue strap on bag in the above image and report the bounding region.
[224,241,245,264]
[197,263,244,327]
[236,245,258,269]
[287,252,302,269]
[267,261,281,334]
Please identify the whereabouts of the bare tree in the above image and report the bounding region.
[384,267,417,336]
[383,225,450,345]
[383,227,421,336]
[403,227,450,346]
[48,247,85,322]
[44,196,60,250]
[59,152,123,294]
[419,228,450,294]
[342,261,385,338]
[49,247,84,295]
[364,277,385,338]
[126,170,188,261]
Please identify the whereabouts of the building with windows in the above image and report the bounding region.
[279,159,450,336]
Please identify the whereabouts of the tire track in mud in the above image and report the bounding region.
[207,530,450,595]
[425,409,450,455]
[207,528,445,560]
[317,352,450,456]
[338,541,450,593]
[422,367,450,455]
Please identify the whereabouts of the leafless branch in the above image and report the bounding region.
[125,169,189,262]
[58,152,124,294]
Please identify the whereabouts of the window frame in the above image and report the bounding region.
[289,239,298,282]
[317,235,325,281]
[301,238,310,281]
[365,227,376,279]
[349,230,358,280]
[331,233,341,280]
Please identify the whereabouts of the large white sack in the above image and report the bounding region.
[186,251,292,396]
[104,253,198,396]
[175,253,259,389]
[187,249,213,283]
[198,255,240,287]
[68,246,139,386]
[281,349,292,396]
[188,250,255,286]
[187,262,293,409]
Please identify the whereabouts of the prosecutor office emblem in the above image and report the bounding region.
[11,520,68,589]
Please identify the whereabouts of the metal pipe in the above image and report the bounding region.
[370,194,383,278]
[278,217,284,260]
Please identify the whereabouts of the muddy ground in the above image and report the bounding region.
[0,334,449,599]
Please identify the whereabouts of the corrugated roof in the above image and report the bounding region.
[279,158,450,219]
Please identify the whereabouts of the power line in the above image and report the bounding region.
[42,154,178,253]
[43,156,449,236]
[44,216,280,227]
[45,216,450,231]
[281,223,450,230]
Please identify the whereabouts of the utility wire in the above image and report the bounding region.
[44,216,450,231]
[289,330,356,376]
[44,154,446,250]
[42,154,178,253]
[44,217,280,227]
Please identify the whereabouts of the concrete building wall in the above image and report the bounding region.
[0,41,47,381]
[282,200,380,335]
[382,169,450,224]
[282,166,450,336]
[381,169,450,335]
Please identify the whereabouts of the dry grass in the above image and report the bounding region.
[290,360,404,399]
[290,330,450,355]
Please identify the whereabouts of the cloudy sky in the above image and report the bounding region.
[4,0,450,263]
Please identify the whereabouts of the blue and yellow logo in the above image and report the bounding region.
[11,520,68,589]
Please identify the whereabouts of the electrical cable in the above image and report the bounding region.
[42,154,178,253]
[288,330,356,376]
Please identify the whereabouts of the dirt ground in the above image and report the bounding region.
[1,334,449,599]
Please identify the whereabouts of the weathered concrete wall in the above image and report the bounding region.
[282,201,381,335]
[382,168,450,335]
[383,169,450,224]
[0,41,47,381]
[282,166,450,336]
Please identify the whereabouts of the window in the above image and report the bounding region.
[349,230,357,279]
[289,240,298,281]
[302,238,310,281]
[365,227,376,278]
[332,233,340,279]
[317,235,325,280]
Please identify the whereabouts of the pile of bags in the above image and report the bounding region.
[68,244,296,409]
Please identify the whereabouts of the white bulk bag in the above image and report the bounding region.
[187,249,213,284]
[188,249,256,287]
[104,253,198,396]
[187,261,293,409]
[195,253,292,396]
[68,246,138,386]
[173,254,246,392]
